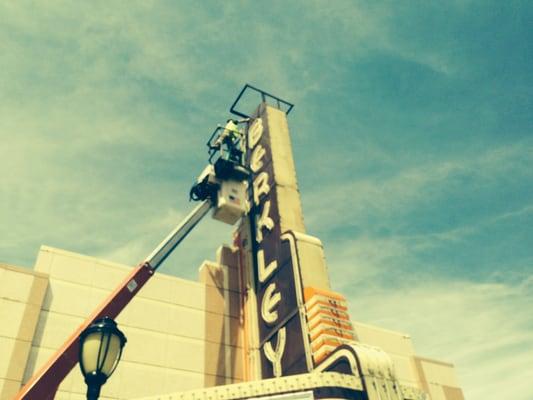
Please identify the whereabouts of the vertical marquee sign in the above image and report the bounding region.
[244,103,313,379]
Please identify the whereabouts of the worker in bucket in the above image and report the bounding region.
[213,119,246,164]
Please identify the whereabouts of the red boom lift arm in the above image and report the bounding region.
[15,200,212,400]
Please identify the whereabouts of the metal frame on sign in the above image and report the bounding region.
[230,84,294,118]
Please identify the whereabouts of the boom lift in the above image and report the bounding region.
[15,120,251,400]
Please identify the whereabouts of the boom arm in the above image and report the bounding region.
[15,200,212,400]
[145,200,212,269]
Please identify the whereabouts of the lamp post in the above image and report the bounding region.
[79,317,127,400]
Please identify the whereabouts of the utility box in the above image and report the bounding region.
[213,179,249,225]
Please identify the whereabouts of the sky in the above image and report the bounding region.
[1,1,531,399]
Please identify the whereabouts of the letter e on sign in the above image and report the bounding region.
[253,172,271,206]
[250,144,266,173]
[261,282,282,325]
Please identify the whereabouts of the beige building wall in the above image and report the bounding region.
[1,245,462,400]
[414,356,464,400]
[19,245,243,400]
[0,264,48,400]
[353,321,464,399]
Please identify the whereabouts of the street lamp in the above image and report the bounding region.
[79,317,127,400]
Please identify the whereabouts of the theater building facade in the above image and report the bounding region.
[0,94,464,400]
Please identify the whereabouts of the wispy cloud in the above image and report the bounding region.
[342,276,533,400]
[96,207,235,280]
[303,141,532,230]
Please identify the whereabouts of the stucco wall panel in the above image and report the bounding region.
[204,312,242,347]
[0,299,28,338]
[32,311,84,350]
[165,335,205,372]
[199,261,241,294]
[116,296,172,333]
[353,322,415,356]
[165,307,205,339]
[417,358,459,388]
[32,247,54,274]
[48,252,95,286]
[442,385,465,400]
[169,280,207,310]
[0,378,20,400]
[91,263,130,291]
[41,279,93,316]
[264,106,300,190]
[0,268,35,303]
[165,368,209,393]
[292,233,331,291]
[275,185,306,234]
[0,264,48,400]
[106,361,176,399]
[0,337,31,381]
[120,327,168,368]
[22,346,53,384]
[204,340,243,379]
[19,304,43,343]
[138,275,175,304]
[204,285,241,318]
[216,245,239,271]
[427,383,446,400]
[388,353,419,386]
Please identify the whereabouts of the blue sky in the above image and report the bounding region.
[1,1,531,399]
